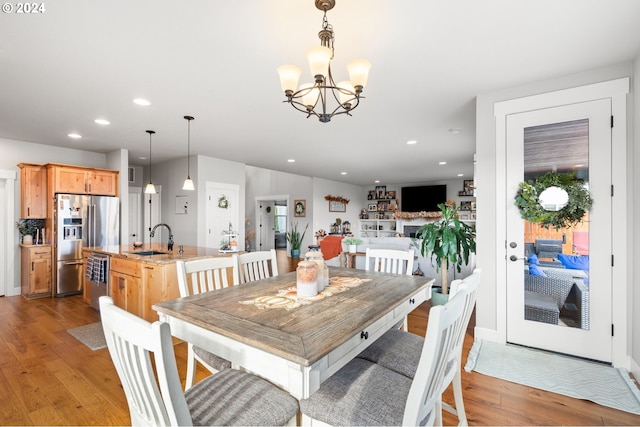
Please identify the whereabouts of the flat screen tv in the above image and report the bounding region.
[401,185,447,212]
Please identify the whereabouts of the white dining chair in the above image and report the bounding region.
[176,256,239,390]
[366,247,415,330]
[355,268,481,426]
[299,284,468,426]
[99,296,299,427]
[365,247,415,275]
[237,249,278,284]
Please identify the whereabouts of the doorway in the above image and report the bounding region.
[0,170,17,296]
[505,99,612,362]
[255,196,288,253]
[143,186,161,245]
[128,187,142,243]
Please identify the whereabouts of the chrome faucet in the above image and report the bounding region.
[150,223,174,251]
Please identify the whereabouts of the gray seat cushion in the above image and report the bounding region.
[356,328,423,379]
[194,345,232,371]
[186,368,299,426]
[300,358,412,426]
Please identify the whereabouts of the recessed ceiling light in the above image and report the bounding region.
[133,98,151,106]
[457,173,464,177]
[341,172,347,175]
[68,133,82,139]
[374,180,380,183]
[406,140,417,145]
[94,119,110,125]
[139,156,148,160]
[448,128,461,134]
[287,159,295,163]
[438,161,447,165]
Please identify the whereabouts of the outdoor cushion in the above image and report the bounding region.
[529,263,547,277]
[557,253,589,272]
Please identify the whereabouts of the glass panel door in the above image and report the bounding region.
[505,99,612,363]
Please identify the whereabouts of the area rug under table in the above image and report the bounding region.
[464,340,640,415]
[67,322,107,350]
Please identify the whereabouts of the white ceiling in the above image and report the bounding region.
[2,0,640,186]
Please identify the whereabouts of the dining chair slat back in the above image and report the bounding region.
[404,283,470,426]
[100,296,192,426]
[99,296,299,427]
[178,255,239,295]
[365,247,414,275]
[441,268,481,424]
[176,257,239,390]
[237,249,278,284]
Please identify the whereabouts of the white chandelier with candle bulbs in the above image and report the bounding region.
[277,0,371,123]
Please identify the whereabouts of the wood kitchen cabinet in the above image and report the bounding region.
[47,164,118,196]
[18,163,47,218]
[109,257,142,316]
[142,262,179,322]
[21,244,52,298]
[106,256,179,322]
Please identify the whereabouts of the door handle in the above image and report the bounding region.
[509,255,526,262]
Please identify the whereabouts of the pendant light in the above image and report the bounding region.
[144,130,156,194]
[182,115,195,191]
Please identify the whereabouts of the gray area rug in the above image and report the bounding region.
[67,322,107,350]
[464,340,640,415]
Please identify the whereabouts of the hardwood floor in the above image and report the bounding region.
[0,250,637,426]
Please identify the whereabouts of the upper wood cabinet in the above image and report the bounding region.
[18,163,47,218]
[46,164,118,196]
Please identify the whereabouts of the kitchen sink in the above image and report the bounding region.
[133,250,167,256]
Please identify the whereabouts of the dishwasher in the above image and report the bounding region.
[86,254,109,311]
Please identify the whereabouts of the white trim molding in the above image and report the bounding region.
[0,169,18,296]
[492,77,629,368]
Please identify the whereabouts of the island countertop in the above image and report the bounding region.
[83,243,241,264]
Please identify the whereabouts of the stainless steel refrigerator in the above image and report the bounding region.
[54,193,119,296]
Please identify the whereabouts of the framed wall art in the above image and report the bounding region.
[294,199,306,217]
[329,200,346,212]
[368,203,377,211]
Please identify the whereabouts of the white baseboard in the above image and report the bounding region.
[629,356,640,383]
[473,326,504,344]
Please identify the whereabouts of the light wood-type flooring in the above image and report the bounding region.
[0,250,638,426]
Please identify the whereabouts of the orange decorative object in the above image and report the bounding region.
[319,235,344,260]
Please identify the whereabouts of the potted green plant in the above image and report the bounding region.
[343,237,362,253]
[286,221,309,258]
[16,219,42,244]
[416,203,476,304]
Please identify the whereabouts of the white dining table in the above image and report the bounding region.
[153,267,432,399]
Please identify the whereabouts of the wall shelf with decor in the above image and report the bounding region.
[361,184,398,237]
[358,219,397,238]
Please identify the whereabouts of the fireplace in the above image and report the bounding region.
[404,225,421,238]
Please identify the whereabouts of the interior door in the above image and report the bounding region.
[505,99,612,362]
[143,186,161,245]
[128,187,142,242]
[205,182,239,250]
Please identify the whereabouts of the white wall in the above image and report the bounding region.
[475,62,637,369]
[245,165,314,252]
[312,178,364,238]
[632,56,640,378]
[149,154,245,249]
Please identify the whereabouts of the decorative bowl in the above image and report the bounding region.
[133,241,143,248]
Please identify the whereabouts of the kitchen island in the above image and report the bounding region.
[83,244,240,322]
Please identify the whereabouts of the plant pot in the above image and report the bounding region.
[291,248,301,259]
[349,245,357,253]
[22,234,33,245]
[430,287,450,306]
